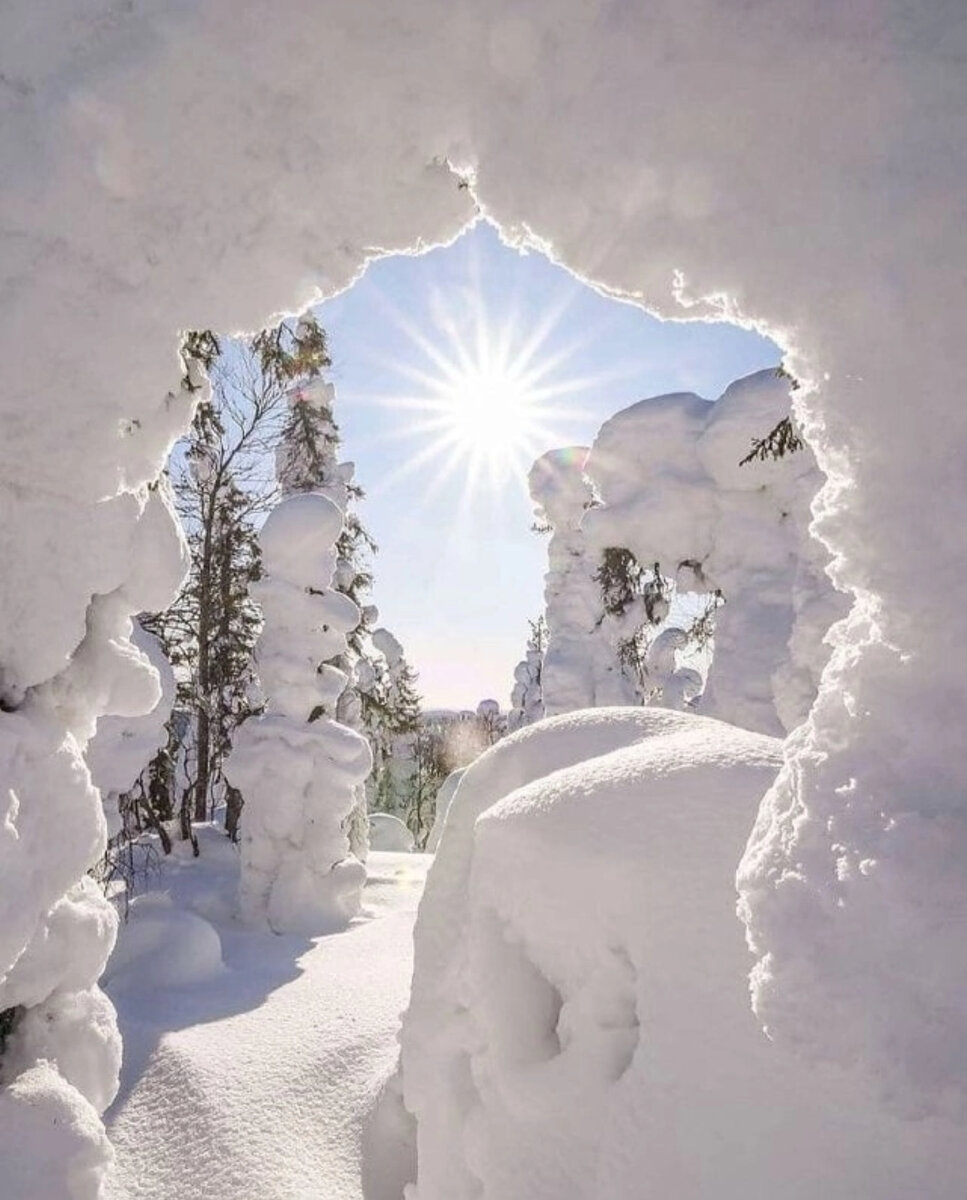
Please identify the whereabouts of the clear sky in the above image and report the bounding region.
[314,221,778,710]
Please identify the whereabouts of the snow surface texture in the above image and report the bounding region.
[582,368,847,736]
[103,830,428,1200]
[1,2,966,1186]
[225,492,372,934]
[401,709,967,1198]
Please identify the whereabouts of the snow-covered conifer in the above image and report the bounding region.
[582,369,846,735]
[225,492,371,933]
[528,448,636,714]
[507,616,546,731]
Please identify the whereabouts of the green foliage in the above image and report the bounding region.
[251,314,331,387]
[595,548,667,623]
[739,415,804,465]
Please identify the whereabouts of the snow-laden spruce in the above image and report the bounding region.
[506,617,546,732]
[582,369,846,736]
[528,449,631,713]
[225,493,371,934]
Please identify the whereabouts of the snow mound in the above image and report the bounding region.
[369,813,415,853]
[104,893,224,994]
[0,1063,115,1200]
[401,709,967,1199]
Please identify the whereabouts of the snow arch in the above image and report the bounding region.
[1,0,966,1188]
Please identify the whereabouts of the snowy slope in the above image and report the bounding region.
[104,836,428,1200]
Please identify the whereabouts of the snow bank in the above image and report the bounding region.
[401,710,967,1198]
[226,492,371,934]
[2,0,966,1160]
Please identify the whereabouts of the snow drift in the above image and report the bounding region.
[401,710,967,1198]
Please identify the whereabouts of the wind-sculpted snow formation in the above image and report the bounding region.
[582,368,847,736]
[1,0,966,1189]
[226,493,371,934]
[401,712,967,1198]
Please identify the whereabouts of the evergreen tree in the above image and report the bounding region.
[508,615,547,731]
[144,319,324,845]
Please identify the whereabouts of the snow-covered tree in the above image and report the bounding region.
[507,615,547,731]
[139,328,297,845]
[582,369,847,735]
[364,627,422,819]
[225,493,371,933]
[528,448,639,714]
[273,316,386,856]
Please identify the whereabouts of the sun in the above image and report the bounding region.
[362,269,595,506]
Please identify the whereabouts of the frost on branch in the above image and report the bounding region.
[225,492,371,934]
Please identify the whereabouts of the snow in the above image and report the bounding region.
[401,708,967,1199]
[425,767,465,854]
[582,369,845,735]
[0,1063,114,1200]
[1,0,966,1183]
[104,832,429,1200]
[226,491,372,934]
[369,813,415,854]
[528,448,626,713]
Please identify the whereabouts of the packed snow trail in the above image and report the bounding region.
[104,837,427,1200]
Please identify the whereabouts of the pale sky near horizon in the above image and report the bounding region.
[314,221,778,710]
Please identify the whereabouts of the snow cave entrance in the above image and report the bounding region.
[160,217,835,853]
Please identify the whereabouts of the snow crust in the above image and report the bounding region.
[401,709,967,1198]
[1,0,966,1179]
[226,491,371,934]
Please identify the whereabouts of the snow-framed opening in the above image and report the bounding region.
[2,1,965,1195]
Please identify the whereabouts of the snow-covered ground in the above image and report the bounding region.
[103,832,427,1200]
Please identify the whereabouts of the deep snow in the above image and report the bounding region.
[104,832,428,1200]
[2,0,967,1189]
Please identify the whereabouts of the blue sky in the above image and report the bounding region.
[315,221,778,709]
